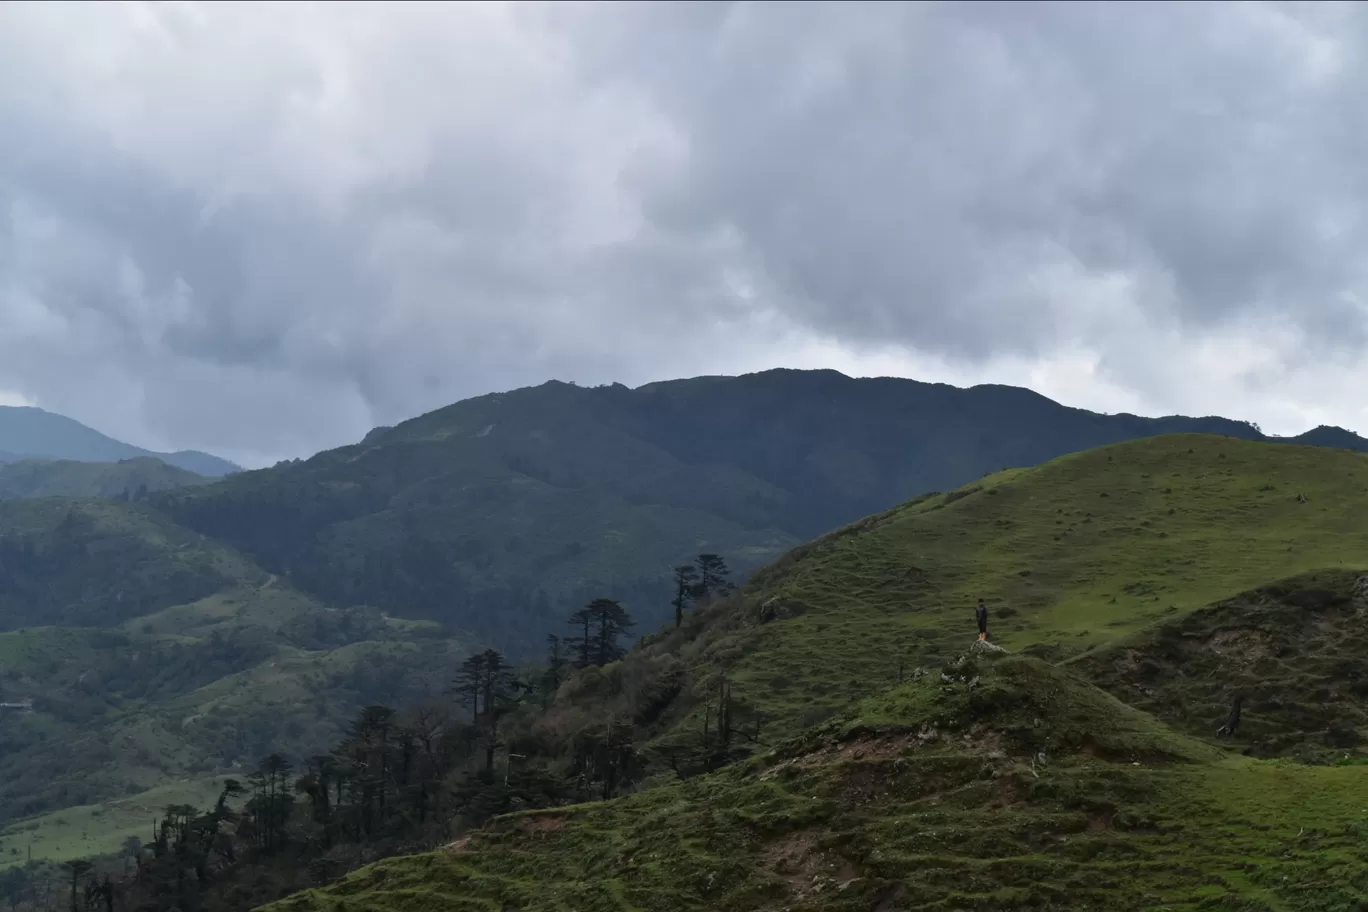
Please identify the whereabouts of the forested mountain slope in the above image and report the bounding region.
[152,369,1368,655]
[0,456,205,501]
[0,497,467,824]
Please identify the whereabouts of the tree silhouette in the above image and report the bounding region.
[567,606,593,669]
[671,564,700,629]
[455,650,512,770]
[543,634,566,702]
[694,554,733,601]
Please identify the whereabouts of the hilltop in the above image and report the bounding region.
[152,369,1368,655]
[257,434,1368,911]
[0,405,240,476]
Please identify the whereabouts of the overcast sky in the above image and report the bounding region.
[3,0,1368,466]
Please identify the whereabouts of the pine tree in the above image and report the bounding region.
[454,650,511,771]
[567,607,593,669]
[542,634,566,703]
[694,553,733,600]
[671,564,700,628]
[587,598,634,666]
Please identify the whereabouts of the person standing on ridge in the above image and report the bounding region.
[976,598,989,641]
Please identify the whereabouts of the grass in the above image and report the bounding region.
[0,778,226,869]
[709,434,1368,738]
[1077,568,1368,760]
[265,652,1368,912]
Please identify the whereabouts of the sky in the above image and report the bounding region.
[3,0,1368,467]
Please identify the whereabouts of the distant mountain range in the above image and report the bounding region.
[0,406,240,476]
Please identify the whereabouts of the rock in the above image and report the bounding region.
[971,639,1009,655]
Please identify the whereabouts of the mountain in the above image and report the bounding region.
[7,368,1368,890]
[0,456,206,500]
[256,434,1368,912]
[152,369,1367,655]
[0,405,240,476]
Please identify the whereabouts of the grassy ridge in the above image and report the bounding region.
[721,434,1368,735]
[1079,568,1368,758]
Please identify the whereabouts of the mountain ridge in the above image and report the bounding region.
[0,405,240,476]
[151,369,1368,657]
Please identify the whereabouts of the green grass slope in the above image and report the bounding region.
[267,650,1368,912]
[715,433,1368,734]
[0,456,206,501]
[0,778,224,870]
[1079,568,1368,760]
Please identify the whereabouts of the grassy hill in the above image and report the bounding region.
[0,497,470,833]
[1079,568,1368,760]
[0,405,239,476]
[710,433,1368,734]
[150,370,1368,656]
[262,434,1368,911]
[0,456,206,501]
[268,649,1368,912]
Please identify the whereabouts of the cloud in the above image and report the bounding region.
[3,0,1368,465]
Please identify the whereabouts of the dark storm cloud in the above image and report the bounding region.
[3,1,1368,464]
[593,0,1368,355]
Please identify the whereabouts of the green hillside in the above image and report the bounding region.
[0,497,262,629]
[0,497,470,831]
[268,649,1368,912]
[150,370,1368,656]
[718,433,1368,734]
[0,456,206,501]
[257,434,1368,912]
[1079,569,1368,759]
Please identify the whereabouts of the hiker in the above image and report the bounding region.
[976,598,989,641]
